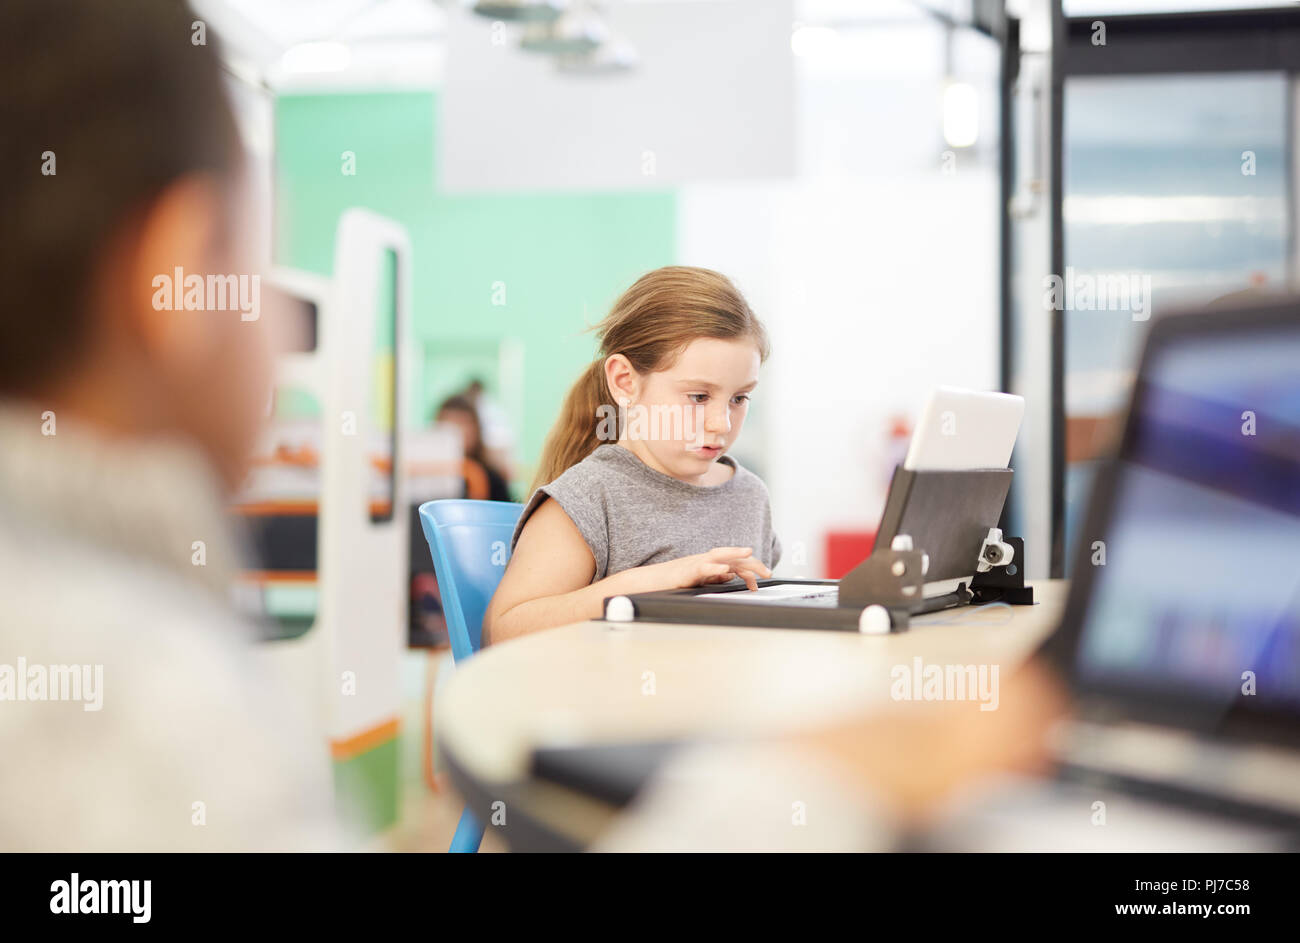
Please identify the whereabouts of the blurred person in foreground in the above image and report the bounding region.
[0,0,332,850]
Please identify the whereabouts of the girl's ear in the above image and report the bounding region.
[604,354,638,405]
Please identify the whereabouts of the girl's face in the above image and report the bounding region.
[609,336,761,484]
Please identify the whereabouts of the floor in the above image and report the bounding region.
[375,779,509,853]
[367,648,509,853]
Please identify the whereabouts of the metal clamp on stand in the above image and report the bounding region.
[970,527,1034,605]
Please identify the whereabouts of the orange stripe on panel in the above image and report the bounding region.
[330,717,401,761]
[236,570,318,584]
[233,500,319,516]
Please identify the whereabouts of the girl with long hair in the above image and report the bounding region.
[485,266,780,642]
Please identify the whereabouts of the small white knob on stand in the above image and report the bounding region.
[859,605,892,635]
[605,596,635,623]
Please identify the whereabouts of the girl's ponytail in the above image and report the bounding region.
[532,359,615,492]
[530,266,768,493]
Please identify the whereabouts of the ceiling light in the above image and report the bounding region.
[556,38,638,75]
[519,4,607,55]
[471,0,567,23]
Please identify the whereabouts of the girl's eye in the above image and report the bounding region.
[732,394,750,406]
[687,393,709,404]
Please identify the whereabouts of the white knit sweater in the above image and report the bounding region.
[0,403,334,851]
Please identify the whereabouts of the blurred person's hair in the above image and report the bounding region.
[0,0,241,396]
[532,266,769,491]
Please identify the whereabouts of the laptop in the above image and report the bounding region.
[945,296,1300,850]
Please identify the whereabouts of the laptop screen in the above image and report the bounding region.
[1066,311,1300,730]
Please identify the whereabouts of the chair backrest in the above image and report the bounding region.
[417,499,523,663]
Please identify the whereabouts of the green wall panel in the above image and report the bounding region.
[274,91,677,484]
[332,737,400,836]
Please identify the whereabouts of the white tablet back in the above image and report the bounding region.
[903,387,1025,471]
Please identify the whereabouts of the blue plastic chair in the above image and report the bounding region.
[418,498,523,853]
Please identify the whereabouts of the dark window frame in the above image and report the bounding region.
[1025,3,1300,577]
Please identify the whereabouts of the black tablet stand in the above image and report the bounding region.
[838,466,1034,631]
[601,467,1033,634]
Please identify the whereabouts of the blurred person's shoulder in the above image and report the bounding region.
[0,514,335,851]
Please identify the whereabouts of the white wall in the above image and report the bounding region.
[678,17,1002,578]
[680,171,1000,577]
[210,0,1010,579]
[439,0,796,192]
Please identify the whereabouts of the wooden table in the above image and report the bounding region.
[437,580,1068,850]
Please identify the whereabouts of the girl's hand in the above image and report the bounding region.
[662,547,772,591]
